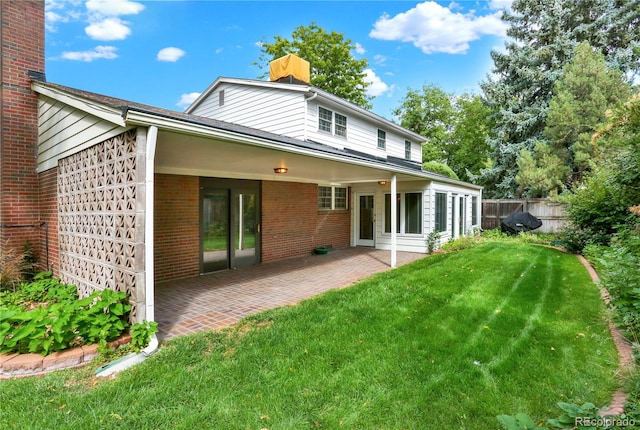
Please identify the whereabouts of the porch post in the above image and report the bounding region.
[391,174,397,268]
[144,126,158,323]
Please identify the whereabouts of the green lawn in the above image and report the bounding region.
[0,242,619,429]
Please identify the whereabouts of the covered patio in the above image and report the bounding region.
[154,247,425,340]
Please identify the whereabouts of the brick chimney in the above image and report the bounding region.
[0,1,45,254]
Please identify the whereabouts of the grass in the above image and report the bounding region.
[0,242,620,429]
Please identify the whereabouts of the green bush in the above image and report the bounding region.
[0,273,130,356]
[557,224,610,254]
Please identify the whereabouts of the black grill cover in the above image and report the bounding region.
[500,212,543,234]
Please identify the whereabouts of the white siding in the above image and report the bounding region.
[37,96,129,172]
[351,180,482,254]
[306,99,422,162]
[189,83,306,139]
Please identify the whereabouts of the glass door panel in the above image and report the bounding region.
[358,194,375,246]
[202,190,229,273]
[232,192,259,269]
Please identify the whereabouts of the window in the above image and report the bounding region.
[405,140,412,160]
[318,107,348,137]
[318,186,332,210]
[219,89,224,106]
[377,129,386,150]
[384,194,400,233]
[334,187,347,210]
[405,192,422,234]
[472,196,478,225]
[335,113,347,137]
[319,107,332,132]
[384,192,423,234]
[435,192,447,232]
[318,186,348,210]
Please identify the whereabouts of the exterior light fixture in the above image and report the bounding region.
[378,180,388,185]
[274,167,288,174]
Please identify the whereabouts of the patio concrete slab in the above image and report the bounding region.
[155,247,424,340]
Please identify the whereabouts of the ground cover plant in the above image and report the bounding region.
[0,242,619,429]
[0,272,130,355]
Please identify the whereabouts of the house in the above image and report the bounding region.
[0,2,481,326]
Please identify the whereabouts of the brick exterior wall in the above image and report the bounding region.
[154,174,200,282]
[37,168,59,274]
[154,177,352,281]
[0,1,45,253]
[262,181,351,262]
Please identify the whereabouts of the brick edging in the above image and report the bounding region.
[0,334,131,379]
[576,254,635,416]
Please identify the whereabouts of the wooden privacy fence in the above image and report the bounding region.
[481,199,568,233]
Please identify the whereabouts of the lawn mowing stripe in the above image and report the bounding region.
[484,252,554,374]
[464,247,546,349]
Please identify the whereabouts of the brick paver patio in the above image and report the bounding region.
[155,247,424,340]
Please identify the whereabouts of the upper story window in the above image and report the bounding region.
[319,107,332,132]
[377,129,386,150]
[318,186,348,210]
[335,113,347,137]
[318,107,347,137]
[405,140,412,160]
[218,90,225,106]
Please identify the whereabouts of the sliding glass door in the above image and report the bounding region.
[201,178,260,273]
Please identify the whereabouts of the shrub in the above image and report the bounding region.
[557,224,609,254]
[0,273,130,356]
[0,241,27,292]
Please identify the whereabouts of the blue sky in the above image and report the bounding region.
[45,0,512,120]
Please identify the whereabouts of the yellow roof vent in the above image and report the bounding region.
[269,54,310,84]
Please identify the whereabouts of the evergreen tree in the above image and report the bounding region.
[544,42,632,187]
[480,0,640,198]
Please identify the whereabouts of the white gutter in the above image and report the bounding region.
[96,126,158,377]
[391,174,397,268]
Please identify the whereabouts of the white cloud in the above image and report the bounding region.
[157,47,185,62]
[85,0,145,16]
[354,42,366,55]
[85,17,131,41]
[369,1,508,55]
[363,69,392,97]
[489,0,513,11]
[373,54,388,65]
[85,0,144,41]
[215,48,224,54]
[177,92,201,108]
[45,0,82,32]
[61,45,118,62]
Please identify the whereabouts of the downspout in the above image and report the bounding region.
[391,174,397,268]
[142,125,158,356]
[304,91,318,141]
[96,126,158,377]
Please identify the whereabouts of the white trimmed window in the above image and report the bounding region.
[377,129,386,150]
[435,192,447,232]
[384,192,423,234]
[318,107,347,137]
[318,186,348,210]
[405,140,412,160]
[472,195,478,225]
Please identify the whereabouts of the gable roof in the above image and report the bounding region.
[31,79,481,190]
[184,77,427,143]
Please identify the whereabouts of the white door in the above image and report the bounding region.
[357,194,375,246]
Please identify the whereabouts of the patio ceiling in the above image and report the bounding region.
[154,130,426,186]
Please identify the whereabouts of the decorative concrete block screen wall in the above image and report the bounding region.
[57,129,146,322]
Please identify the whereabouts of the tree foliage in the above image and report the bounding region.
[394,85,494,183]
[515,142,568,197]
[561,92,640,238]
[256,23,372,108]
[544,41,632,186]
[480,0,640,197]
